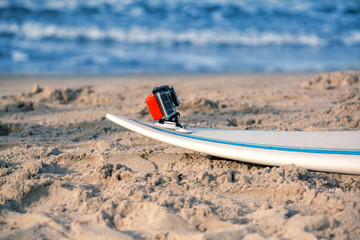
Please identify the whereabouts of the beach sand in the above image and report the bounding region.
[0,72,359,239]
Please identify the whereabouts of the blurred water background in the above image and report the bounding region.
[1,0,359,76]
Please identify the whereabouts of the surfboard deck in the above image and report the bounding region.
[106,113,360,175]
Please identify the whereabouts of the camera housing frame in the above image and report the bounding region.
[151,85,180,122]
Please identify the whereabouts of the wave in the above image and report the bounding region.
[342,31,360,46]
[1,0,359,75]
[3,22,359,47]
[2,0,360,14]
[1,0,359,48]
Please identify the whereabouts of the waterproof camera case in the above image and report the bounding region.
[154,85,179,121]
[146,85,191,133]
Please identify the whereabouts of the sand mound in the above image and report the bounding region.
[301,71,360,90]
[32,85,95,104]
[0,84,115,115]
[322,88,360,128]
[4,101,35,112]
[182,97,220,112]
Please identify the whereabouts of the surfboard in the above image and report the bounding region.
[106,114,360,175]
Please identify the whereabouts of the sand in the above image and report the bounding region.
[0,72,359,239]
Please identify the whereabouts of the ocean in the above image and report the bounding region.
[1,0,359,76]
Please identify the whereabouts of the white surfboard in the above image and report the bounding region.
[106,114,360,175]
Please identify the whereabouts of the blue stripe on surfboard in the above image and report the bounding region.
[132,119,360,155]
